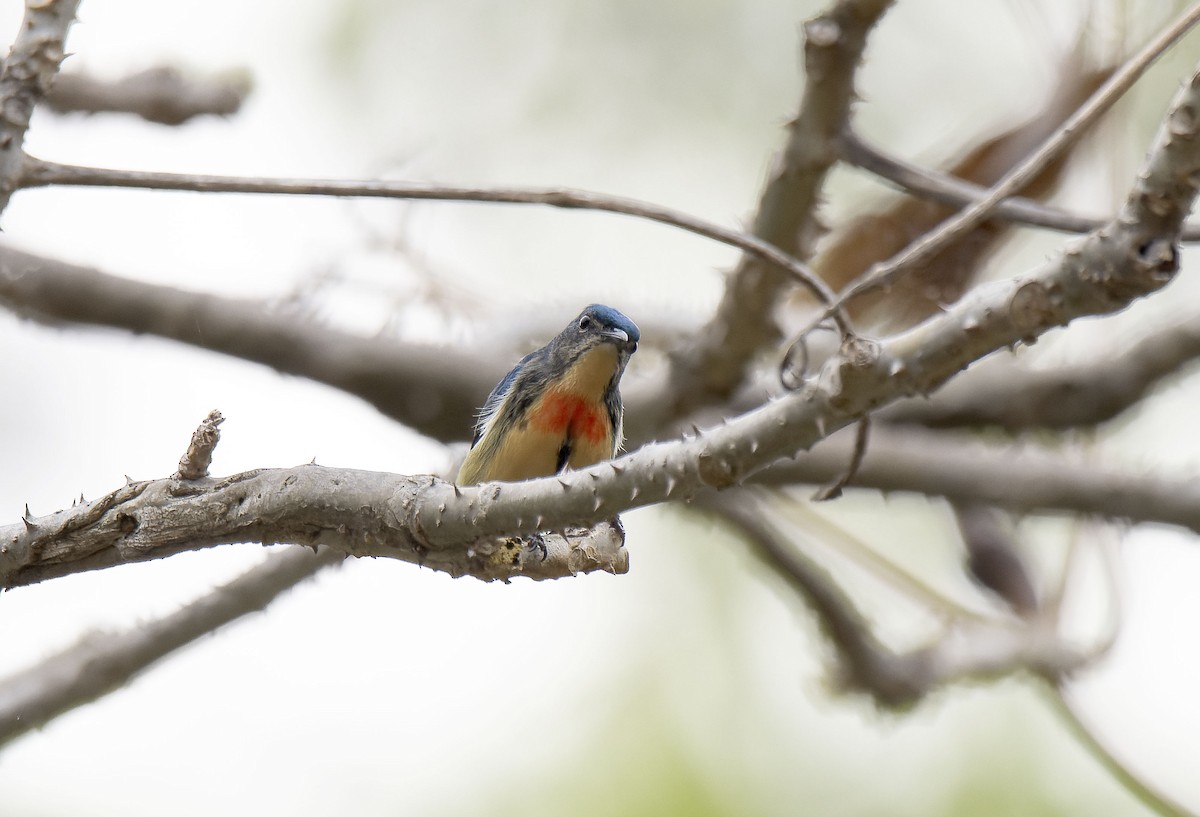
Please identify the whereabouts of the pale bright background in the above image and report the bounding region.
[1,1,1199,815]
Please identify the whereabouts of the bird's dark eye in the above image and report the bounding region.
[578,315,593,331]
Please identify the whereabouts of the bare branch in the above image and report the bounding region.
[0,241,495,442]
[840,130,1200,242]
[18,157,839,315]
[0,0,80,212]
[761,426,1200,536]
[43,66,249,125]
[823,2,1200,318]
[649,0,894,428]
[0,466,627,588]
[703,491,1091,709]
[885,317,1200,430]
[0,546,344,747]
[818,59,1113,329]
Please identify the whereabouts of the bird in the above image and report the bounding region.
[457,304,640,485]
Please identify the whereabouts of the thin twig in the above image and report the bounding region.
[1047,685,1199,817]
[769,495,991,622]
[19,156,843,323]
[840,130,1200,242]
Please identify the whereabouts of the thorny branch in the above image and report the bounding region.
[0,0,80,212]
[0,463,628,589]
[3,6,1200,803]
[7,58,1200,585]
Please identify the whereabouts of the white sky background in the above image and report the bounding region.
[0,0,1199,815]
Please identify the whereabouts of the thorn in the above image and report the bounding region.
[79,493,85,504]
[690,423,702,437]
[814,415,827,436]
[309,456,318,465]
[588,470,601,481]
[452,484,463,497]
[630,485,640,501]
[749,440,759,454]
[124,474,135,485]
[558,478,571,491]
[23,503,31,520]
[610,462,625,475]
[591,496,604,512]
[533,515,544,528]
[664,476,677,495]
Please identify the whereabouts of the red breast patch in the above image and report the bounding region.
[530,389,608,444]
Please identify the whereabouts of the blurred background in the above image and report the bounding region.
[1,0,1199,814]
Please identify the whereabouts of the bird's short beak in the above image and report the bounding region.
[603,328,630,344]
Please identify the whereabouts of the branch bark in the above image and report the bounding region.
[0,0,80,212]
[0,466,627,588]
[883,317,1200,430]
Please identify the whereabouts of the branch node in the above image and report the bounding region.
[174,409,225,480]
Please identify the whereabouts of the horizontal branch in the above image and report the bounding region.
[840,130,1200,241]
[883,316,1200,430]
[0,466,627,588]
[760,426,1200,535]
[0,241,495,442]
[404,64,1200,545]
[43,66,249,125]
[0,546,343,745]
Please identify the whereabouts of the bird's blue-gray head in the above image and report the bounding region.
[573,303,639,352]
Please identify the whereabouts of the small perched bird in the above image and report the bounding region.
[457,304,640,485]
